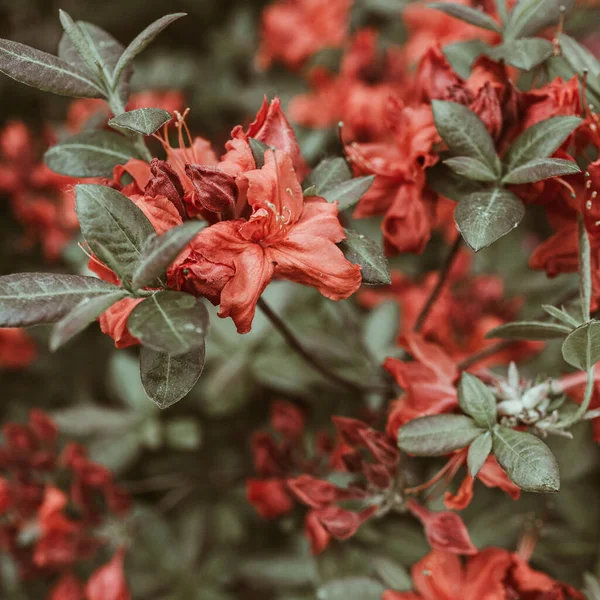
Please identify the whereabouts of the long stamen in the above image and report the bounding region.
[404,450,466,495]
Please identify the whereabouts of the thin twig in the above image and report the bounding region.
[257,297,387,394]
[414,235,462,333]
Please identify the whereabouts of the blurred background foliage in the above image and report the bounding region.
[1,0,600,598]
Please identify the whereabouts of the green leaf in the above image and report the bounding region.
[109,108,172,136]
[317,578,386,600]
[579,214,592,323]
[443,39,492,79]
[128,291,209,355]
[371,557,411,591]
[558,33,600,80]
[45,130,139,178]
[58,20,130,104]
[432,100,500,175]
[164,418,202,450]
[303,157,352,192]
[486,38,554,71]
[468,432,492,477]
[0,38,102,98]
[339,229,391,286]
[541,304,580,328]
[49,290,128,351]
[502,158,580,184]
[486,320,572,340]
[562,320,600,370]
[113,13,187,84]
[503,116,582,171]
[458,372,497,429]
[428,3,502,32]
[140,345,205,409]
[455,188,525,252]
[249,137,270,169]
[58,10,104,82]
[584,574,600,600]
[321,176,375,210]
[492,426,560,492]
[425,161,483,202]
[76,184,155,286]
[132,221,206,290]
[0,273,120,327]
[398,414,484,456]
[495,0,509,23]
[506,0,574,39]
[444,157,499,182]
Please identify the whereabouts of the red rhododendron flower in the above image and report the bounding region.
[85,549,130,600]
[246,478,294,519]
[0,328,37,369]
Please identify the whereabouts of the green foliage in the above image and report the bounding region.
[562,321,600,370]
[486,321,572,340]
[428,3,503,32]
[339,229,391,285]
[458,372,497,429]
[109,108,173,135]
[467,432,493,477]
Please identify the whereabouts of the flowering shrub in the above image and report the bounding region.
[0,0,600,598]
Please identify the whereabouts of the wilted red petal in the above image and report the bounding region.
[145,158,186,219]
[185,163,237,218]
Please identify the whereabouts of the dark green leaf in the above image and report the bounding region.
[503,116,582,170]
[443,39,492,79]
[398,414,484,456]
[249,137,270,169]
[444,157,499,182]
[432,100,500,175]
[45,130,139,178]
[558,33,600,79]
[75,184,155,285]
[486,38,554,71]
[0,38,102,98]
[492,426,560,492]
[128,291,209,355]
[562,320,600,370]
[458,372,497,428]
[468,432,492,477]
[132,221,206,290]
[109,108,172,136]
[428,3,502,32]
[49,290,128,351]
[58,10,103,81]
[140,345,205,409]
[455,188,525,251]
[113,13,187,83]
[0,273,120,327]
[502,157,580,184]
[339,229,391,286]
[486,320,572,340]
[425,161,483,202]
[321,176,375,210]
[317,578,386,600]
[303,157,352,192]
[506,0,574,39]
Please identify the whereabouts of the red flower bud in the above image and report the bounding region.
[305,510,331,554]
[29,410,58,445]
[246,478,294,519]
[185,164,237,218]
[287,475,348,509]
[363,463,393,489]
[86,548,130,600]
[315,505,377,540]
[408,500,477,555]
[359,429,399,467]
[331,416,369,447]
[271,400,305,441]
[145,158,186,219]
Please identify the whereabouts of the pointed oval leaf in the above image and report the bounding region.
[128,291,209,355]
[75,184,155,285]
[113,13,187,83]
[455,188,525,252]
[58,10,104,81]
[562,320,600,370]
[486,38,554,71]
[49,290,128,351]
[303,157,352,192]
[432,100,500,175]
[426,161,483,202]
[398,414,484,456]
[0,38,103,98]
[458,372,497,429]
[443,40,492,79]
[0,273,120,327]
[558,33,600,78]
[507,0,574,39]
[443,157,499,182]
[541,305,580,328]
[468,432,492,477]
[45,130,139,178]
[486,321,572,340]
[492,426,560,492]
[502,157,580,184]
[503,116,582,171]
[428,3,502,32]
[132,221,206,290]
[321,176,375,210]
[339,229,391,286]
[140,345,205,409]
[109,108,173,136]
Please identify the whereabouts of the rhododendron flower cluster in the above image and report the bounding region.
[1,0,600,597]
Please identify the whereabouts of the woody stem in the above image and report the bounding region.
[413,235,462,333]
[257,297,387,394]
